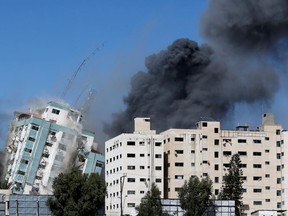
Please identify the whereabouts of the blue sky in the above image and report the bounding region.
[1,1,287,150]
[0,1,208,148]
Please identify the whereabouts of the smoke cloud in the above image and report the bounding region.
[200,0,288,52]
[105,0,288,136]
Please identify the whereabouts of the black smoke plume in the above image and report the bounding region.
[105,0,288,137]
[201,0,288,52]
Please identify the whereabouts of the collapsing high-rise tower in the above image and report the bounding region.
[5,101,104,195]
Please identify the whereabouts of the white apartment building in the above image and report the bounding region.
[105,118,164,216]
[162,113,286,215]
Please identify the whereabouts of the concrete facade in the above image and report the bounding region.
[106,114,288,215]
[162,113,285,215]
[105,118,164,216]
[5,101,104,195]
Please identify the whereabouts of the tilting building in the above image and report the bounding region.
[105,114,287,215]
[5,101,104,195]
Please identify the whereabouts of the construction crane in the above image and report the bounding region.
[61,43,104,99]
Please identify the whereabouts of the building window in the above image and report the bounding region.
[140,166,144,169]
[175,187,182,192]
[215,189,219,195]
[175,150,184,154]
[253,189,262,193]
[139,153,144,157]
[155,154,162,158]
[127,141,135,146]
[155,142,161,146]
[223,151,232,156]
[52,109,60,115]
[175,162,184,167]
[265,186,270,190]
[127,166,135,170]
[240,176,247,181]
[214,164,219,171]
[253,201,262,205]
[175,137,184,142]
[127,190,135,195]
[28,137,35,142]
[20,159,28,164]
[276,141,281,147]
[253,139,261,144]
[140,178,146,182]
[265,149,270,153]
[214,128,219,133]
[127,203,135,207]
[127,153,135,158]
[277,190,281,196]
[277,202,282,208]
[265,199,270,202]
[276,129,281,135]
[214,152,219,158]
[242,188,247,193]
[265,174,270,178]
[202,135,208,139]
[238,139,246,143]
[31,124,39,131]
[127,178,135,182]
[253,152,261,156]
[265,137,270,140]
[155,166,161,170]
[214,139,219,145]
[277,178,281,184]
[277,165,281,171]
[17,170,25,175]
[239,164,247,168]
[175,175,184,179]
[253,164,262,168]
[202,148,208,151]
[140,191,145,194]
[203,173,208,177]
[238,151,247,156]
[277,153,281,159]
[215,177,219,183]
[265,161,270,165]
[202,122,207,127]
[191,163,195,167]
[155,179,161,183]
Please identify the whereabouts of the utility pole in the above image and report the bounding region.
[120,174,126,216]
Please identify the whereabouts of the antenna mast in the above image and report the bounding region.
[61,43,104,99]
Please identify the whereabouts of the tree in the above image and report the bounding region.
[178,176,212,216]
[136,183,169,216]
[219,153,244,216]
[47,168,106,216]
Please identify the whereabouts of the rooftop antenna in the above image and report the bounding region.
[61,43,104,99]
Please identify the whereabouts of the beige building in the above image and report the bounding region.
[162,113,285,215]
